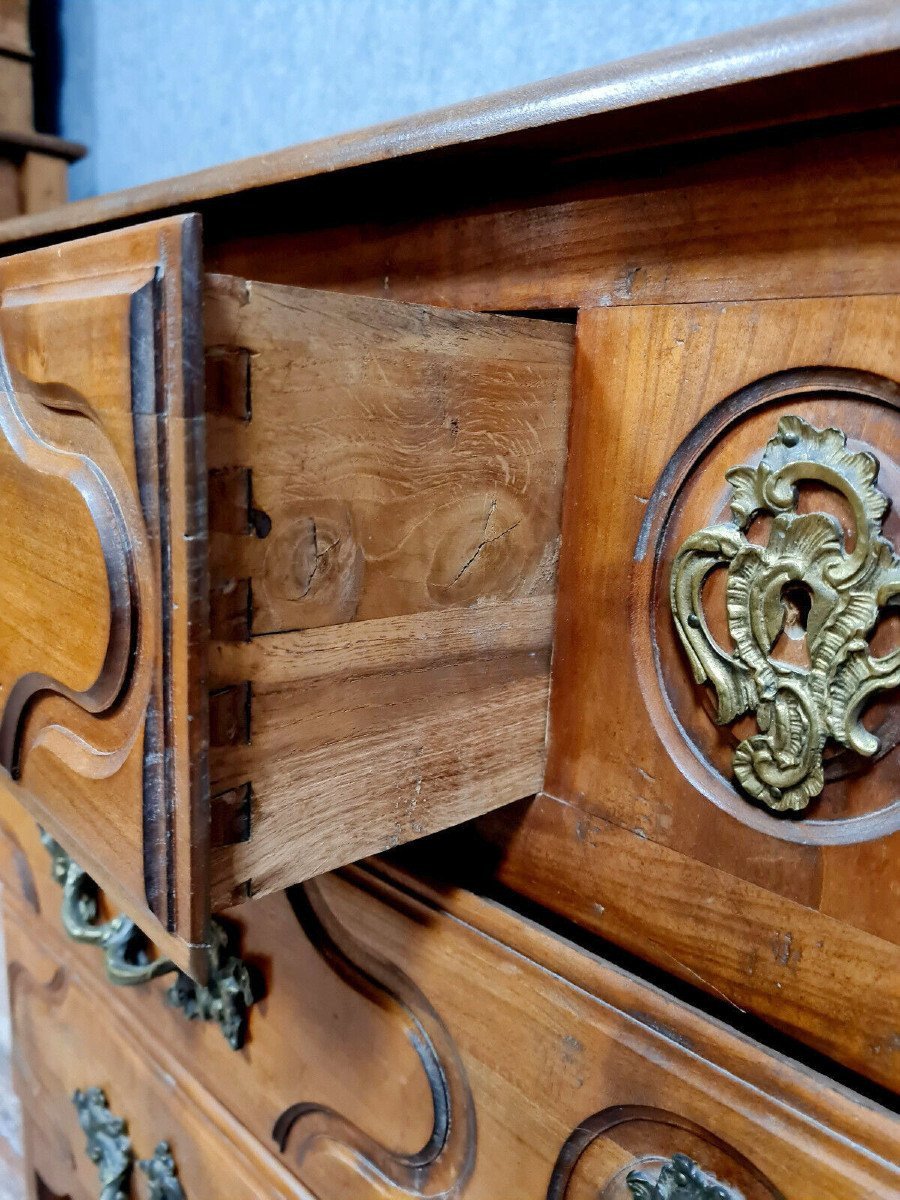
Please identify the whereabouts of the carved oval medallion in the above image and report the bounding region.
[634,368,899,845]
[669,414,900,814]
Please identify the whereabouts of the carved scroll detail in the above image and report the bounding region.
[273,879,476,1198]
[0,339,153,780]
[670,415,900,812]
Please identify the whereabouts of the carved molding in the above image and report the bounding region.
[670,415,900,813]
[0,220,209,964]
[273,879,476,1198]
[548,1106,783,1200]
[0,341,153,782]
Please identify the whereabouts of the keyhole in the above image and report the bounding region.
[782,581,813,640]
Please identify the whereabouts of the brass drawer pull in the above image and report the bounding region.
[627,1153,739,1200]
[43,831,261,1048]
[73,1087,186,1200]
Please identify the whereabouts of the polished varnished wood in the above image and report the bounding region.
[0,7,897,1192]
[1,802,897,1200]
[0,217,209,977]
[0,243,572,961]
[485,295,900,1091]
[0,2,896,252]
[205,117,900,314]
[204,274,571,903]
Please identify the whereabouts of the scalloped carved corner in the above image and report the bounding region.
[0,334,153,783]
[273,879,476,1198]
[0,219,209,974]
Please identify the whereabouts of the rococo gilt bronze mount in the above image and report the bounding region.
[670,414,900,813]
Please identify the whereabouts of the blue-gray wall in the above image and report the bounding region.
[60,0,832,200]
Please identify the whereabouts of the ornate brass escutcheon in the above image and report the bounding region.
[72,1088,132,1200]
[138,1141,187,1200]
[626,1153,740,1200]
[72,1091,186,1199]
[43,831,262,1048]
[670,415,900,812]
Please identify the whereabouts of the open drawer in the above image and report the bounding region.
[0,215,573,974]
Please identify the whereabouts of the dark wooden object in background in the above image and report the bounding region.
[0,0,84,220]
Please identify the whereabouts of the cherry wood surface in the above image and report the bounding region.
[0,218,209,977]
[0,3,896,253]
[483,294,900,1092]
[0,7,896,1190]
[1,798,897,1200]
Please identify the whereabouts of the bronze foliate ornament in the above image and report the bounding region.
[72,1088,133,1200]
[626,1153,740,1200]
[41,830,262,1047]
[670,415,900,813]
[138,1141,187,1199]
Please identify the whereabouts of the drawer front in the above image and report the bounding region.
[0,218,209,976]
[487,294,900,1089]
[5,933,306,1199]
[2,799,896,1200]
[0,227,571,972]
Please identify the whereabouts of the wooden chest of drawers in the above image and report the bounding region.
[0,4,896,1197]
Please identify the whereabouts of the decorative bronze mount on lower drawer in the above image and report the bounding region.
[626,1153,740,1200]
[42,831,261,1049]
[73,1086,186,1200]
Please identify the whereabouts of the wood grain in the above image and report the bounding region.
[0,2,897,249]
[0,218,209,977]
[208,599,554,904]
[206,118,900,313]
[204,274,571,631]
[1,802,897,1200]
[489,295,900,1090]
[205,275,572,901]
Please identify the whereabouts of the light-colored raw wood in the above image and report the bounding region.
[204,275,572,902]
[209,598,554,904]
[204,274,571,631]
[490,294,900,1090]
[0,218,209,977]
[1,803,897,1200]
